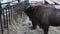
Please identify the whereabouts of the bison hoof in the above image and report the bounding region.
[29,26,36,30]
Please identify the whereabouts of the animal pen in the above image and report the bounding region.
[0,1,29,34]
[1,0,60,34]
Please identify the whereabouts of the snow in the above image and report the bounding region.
[1,0,12,3]
[46,0,55,4]
[55,5,60,9]
[29,0,44,4]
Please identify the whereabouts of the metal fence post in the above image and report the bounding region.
[0,2,1,13]
[0,2,3,34]
[6,2,10,34]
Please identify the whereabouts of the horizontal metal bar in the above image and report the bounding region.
[1,1,18,5]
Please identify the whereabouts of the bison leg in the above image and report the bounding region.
[30,22,37,30]
[43,26,49,34]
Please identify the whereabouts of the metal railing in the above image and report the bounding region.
[0,0,29,34]
[0,1,20,34]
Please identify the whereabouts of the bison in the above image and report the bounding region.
[24,4,60,34]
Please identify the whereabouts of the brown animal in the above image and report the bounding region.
[24,4,60,34]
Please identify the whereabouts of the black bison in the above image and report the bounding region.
[24,4,60,34]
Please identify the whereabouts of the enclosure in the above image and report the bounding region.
[0,0,60,34]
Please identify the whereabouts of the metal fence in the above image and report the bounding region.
[0,0,29,34]
[0,3,15,34]
[0,1,20,34]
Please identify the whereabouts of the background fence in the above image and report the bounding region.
[0,0,29,34]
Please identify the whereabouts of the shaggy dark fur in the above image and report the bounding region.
[24,5,60,34]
